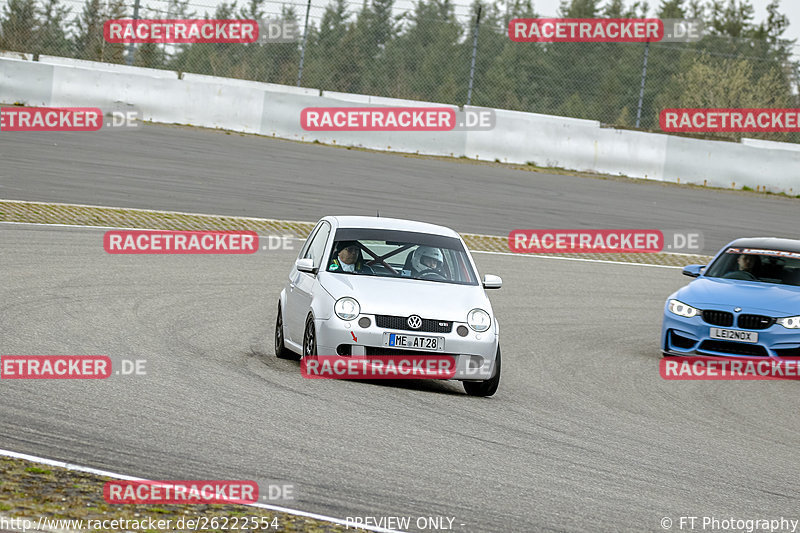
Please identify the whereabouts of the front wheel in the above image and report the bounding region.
[463,345,501,397]
[275,304,298,360]
[303,314,317,358]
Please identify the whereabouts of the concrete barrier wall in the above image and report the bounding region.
[2,55,799,194]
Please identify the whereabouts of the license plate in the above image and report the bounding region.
[383,332,445,352]
[710,328,758,343]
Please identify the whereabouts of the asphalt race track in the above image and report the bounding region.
[1,124,800,254]
[3,223,800,532]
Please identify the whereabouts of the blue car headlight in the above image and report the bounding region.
[668,299,700,318]
[334,297,360,320]
[777,316,800,329]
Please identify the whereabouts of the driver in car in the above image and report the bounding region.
[411,246,446,278]
[725,253,759,280]
[329,241,374,274]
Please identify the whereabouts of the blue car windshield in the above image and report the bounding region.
[325,229,478,285]
[704,247,800,286]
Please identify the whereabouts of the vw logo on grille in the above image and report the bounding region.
[407,315,423,329]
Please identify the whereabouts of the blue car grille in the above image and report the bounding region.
[737,314,775,330]
[701,311,775,330]
[698,340,768,357]
[774,347,800,357]
[702,310,733,327]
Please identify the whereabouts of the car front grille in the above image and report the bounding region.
[698,340,768,357]
[737,314,775,330]
[702,310,734,327]
[374,315,453,333]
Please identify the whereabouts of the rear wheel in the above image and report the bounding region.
[275,304,298,360]
[463,346,501,397]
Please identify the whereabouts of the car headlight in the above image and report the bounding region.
[467,308,491,332]
[778,316,800,329]
[334,297,360,320]
[668,299,699,318]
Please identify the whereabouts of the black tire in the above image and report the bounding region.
[275,304,298,360]
[463,345,501,397]
[302,314,317,358]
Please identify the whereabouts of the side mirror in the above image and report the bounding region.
[296,258,316,274]
[682,264,705,278]
[483,274,502,289]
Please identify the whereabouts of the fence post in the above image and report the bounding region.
[126,0,141,66]
[297,0,312,87]
[635,40,649,128]
[466,5,482,106]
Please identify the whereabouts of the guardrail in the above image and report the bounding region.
[2,54,798,195]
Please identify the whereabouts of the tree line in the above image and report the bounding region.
[1,0,797,138]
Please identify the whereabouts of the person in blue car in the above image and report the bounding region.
[724,253,759,281]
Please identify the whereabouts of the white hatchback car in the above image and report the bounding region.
[275,216,503,396]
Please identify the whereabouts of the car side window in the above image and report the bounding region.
[303,222,331,269]
[298,223,322,259]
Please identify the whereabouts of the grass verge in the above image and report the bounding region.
[0,456,368,533]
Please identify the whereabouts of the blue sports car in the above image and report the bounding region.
[662,238,800,358]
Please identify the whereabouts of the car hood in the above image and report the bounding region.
[318,272,492,320]
[675,277,800,315]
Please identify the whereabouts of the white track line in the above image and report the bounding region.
[472,249,684,269]
[0,221,293,242]
[0,449,407,533]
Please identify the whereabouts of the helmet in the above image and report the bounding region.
[412,246,443,272]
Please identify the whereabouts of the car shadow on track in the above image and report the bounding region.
[248,347,466,395]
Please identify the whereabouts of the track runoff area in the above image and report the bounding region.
[6,200,762,533]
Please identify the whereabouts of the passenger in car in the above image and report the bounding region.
[410,246,447,278]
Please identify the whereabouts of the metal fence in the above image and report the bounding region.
[1,0,798,141]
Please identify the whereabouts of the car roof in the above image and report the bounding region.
[727,237,800,253]
[327,216,461,238]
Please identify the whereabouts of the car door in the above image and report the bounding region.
[286,221,331,343]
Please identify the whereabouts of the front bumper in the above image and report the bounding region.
[315,313,499,380]
[661,312,800,359]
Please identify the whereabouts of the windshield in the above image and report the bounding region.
[325,228,478,285]
[704,247,800,286]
